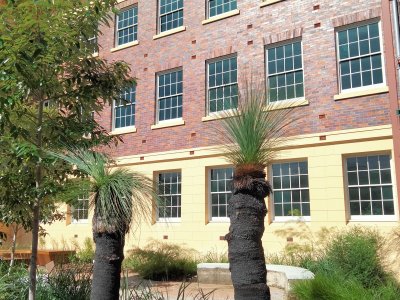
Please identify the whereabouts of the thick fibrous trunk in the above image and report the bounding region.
[90,230,125,300]
[226,177,271,300]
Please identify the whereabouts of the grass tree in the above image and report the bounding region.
[53,149,156,300]
[219,82,295,300]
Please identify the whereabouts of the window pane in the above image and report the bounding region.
[207,57,238,113]
[210,167,233,218]
[157,172,181,219]
[267,41,304,102]
[272,161,309,218]
[114,86,136,129]
[346,155,394,217]
[338,22,383,91]
[116,7,138,46]
[209,0,237,17]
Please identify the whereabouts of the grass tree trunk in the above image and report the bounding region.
[90,216,126,300]
[226,172,271,300]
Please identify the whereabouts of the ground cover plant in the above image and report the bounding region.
[124,241,198,281]
[269,226,400,300]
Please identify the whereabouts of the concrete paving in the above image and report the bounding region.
[125,273,286,300]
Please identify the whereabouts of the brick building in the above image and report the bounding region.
[43,0,400,254]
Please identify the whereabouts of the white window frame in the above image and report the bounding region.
[158,0,184,33]
[206,54,238,116]
[208,166,233,222]
[112,86,136,131]
[270,160,311,222]
[156,170,182,223]
[265,38,305,104]
[115,5,138,46]
[156,68,183,124]
[72,194,89,224]
[336,19,386,94]
[344,153,397,222]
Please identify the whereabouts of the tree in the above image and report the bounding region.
[0,133,64,271]
[52,149,156,300]
[0,1,134,299]
[220,82,295,300]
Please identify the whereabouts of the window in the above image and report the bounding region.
[337,22,384,92]
[116,6,138,46]
[72,194,89,223]
[346,155,394,218]
[159,0,184,32]
[157,69,183,122]
[157,172,181,220]
[209,167,233,220]
[113,86,136,130]
[207,56,238,114]
[266,41,304,102]
[208,0,237,18]
[87,35,98,54]
[272,161,310,219]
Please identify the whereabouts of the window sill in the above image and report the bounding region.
[153,26,187,40]
[273,216,311,223]
[151,119,185,130]
[209,218,230,223]
[110,126,137,135]
[156,219,181,223]
[202,9,240,25]
[71,221,89,224]
[260,0,286,7]
[202,110,235,122]
[349,215,397,222]
[264,98,309,111]
[110,40,139,53]
[334,86,389,100]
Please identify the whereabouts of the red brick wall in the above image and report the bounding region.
[97,0,391,157]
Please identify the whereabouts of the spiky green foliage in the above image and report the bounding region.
[219,81,296,168]
[52,148,155,233]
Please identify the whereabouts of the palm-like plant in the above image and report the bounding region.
[53,149,156,300]
[219,82,295,300]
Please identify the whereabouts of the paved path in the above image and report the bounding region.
[125,273,286,300]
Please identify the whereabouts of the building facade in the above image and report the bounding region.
[43,0,400,254]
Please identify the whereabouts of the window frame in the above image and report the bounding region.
[269,159,311,222]
[206,54,238,116]
[112,85,136,131]
[343,153,397,222]
[72,194,90,224]
[115,5,138,47]
[158,0,184,33]
[265,38,305,104]
[207,0,237,19]
[156,170,182,223]
[156,68,184,124]
[208,166,233,222]
[335,19,386,94]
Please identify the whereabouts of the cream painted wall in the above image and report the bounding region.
[41,125,399,256]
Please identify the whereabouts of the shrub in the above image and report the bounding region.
[201,249,229,263]
[0,261,92,300]
[323,227,387,288]
[124,241,197,281]
[74,238,95,263]
[289,227,400,300]
[44,262,92,300]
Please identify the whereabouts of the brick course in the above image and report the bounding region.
[97,0,390,158]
